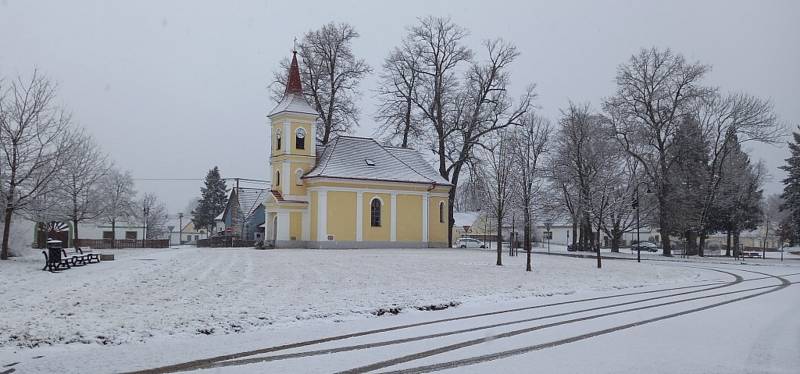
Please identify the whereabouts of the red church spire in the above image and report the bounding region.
[284,50,303,96]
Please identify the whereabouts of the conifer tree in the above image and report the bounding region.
[192,167,228,236]
[780,127,800,244]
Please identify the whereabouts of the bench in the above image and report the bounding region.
[740,251,762,258]
[42,250,71,271]
[77,247,100,263]
[62,248,90,266]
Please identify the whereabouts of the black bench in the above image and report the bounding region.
[42,250,71,271]
[62,248,90,266]
[76,247,100,263]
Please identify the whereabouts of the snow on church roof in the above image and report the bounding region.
[304,136,451,185]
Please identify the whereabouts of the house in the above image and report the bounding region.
[221,187,266,241]
[32,219,145,248]
[168,221,206,245]
[264,50,452,248]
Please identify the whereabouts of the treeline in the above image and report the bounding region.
[277,17,788,268]
[0,71,168,259]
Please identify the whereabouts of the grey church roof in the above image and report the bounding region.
[304,136,451,186]
[268,93,318,116]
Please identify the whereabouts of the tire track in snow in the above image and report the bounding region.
[126,266,743,374]
[200,268,748,370]
[346,269,793,374]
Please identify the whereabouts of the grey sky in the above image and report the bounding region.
[1,0,798,213]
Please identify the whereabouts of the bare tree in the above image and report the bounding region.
[137,193,168,240]
[605,47,713,256]
[401,20,534,246]
[0,71,74,259]
[54,130,110,248]
[478,129,515,266]
[513,113,551,271]
[374,45,423,148]
[272,22,372,144]
[98,169,136,245]
[691,92,781,256]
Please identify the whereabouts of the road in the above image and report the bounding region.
[121,261,799,374]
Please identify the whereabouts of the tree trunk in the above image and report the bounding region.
[447,189,456,248]
[610,232,621,253]
[733,230,741,257]
[524,205,532,272]
[496,213,503,266]
[571,218,577,247]
[698,231,706,257]
[111,219,117,248]
[725,230,732,257]
[659,198,672,256]
[73,218,80,249]
[1,206,14,260]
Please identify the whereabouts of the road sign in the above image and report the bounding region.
[544,231,553,240]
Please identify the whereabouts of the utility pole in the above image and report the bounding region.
[178,212,183,245]
[142,205,149,247]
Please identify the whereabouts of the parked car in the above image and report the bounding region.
[567,243,591,252]
[631,241,659,252]
[455,238,486,248]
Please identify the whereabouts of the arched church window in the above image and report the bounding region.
[275,171,280,186]
[295,169,304,185]
[296,128,306,150]
[370,198,382,227]
[439,201,445,223]
[275,129,282,151]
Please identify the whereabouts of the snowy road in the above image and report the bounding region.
[124,262,799,374]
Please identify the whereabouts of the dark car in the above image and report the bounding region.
[631,242,659,252]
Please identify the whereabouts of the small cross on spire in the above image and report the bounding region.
[292,37,297,53]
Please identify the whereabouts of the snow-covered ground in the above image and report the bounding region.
[1,247,710,355]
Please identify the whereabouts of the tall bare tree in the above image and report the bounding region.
[513,113,551,271]
[478,129,515,266]
[55,130,110,248]
[0,71,74,259]
[137,193,168,240]
[98,169,136,245]
[605,47,713,256]
[375,45,423,148]
[272,22,372,144]
[400,19,535,246]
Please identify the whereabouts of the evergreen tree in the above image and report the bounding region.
[192,167,228,236]
[780,127,800,245]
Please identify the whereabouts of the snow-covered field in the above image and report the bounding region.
[1,247,713,353]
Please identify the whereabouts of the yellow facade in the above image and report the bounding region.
[397,194,422,242]
[265,56,451,248]
[328,191,357,241]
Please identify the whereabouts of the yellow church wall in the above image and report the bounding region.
[310,191,318,241]
[363,193,391,241]
[428,197,448,244]
[289,212,302,241]
[327,191,356,241]
[396,194,422,241]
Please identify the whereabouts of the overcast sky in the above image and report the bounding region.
[1,0,798,213]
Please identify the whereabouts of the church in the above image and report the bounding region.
[264,51,452,248]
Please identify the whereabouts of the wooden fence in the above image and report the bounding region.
[74,239,170,249]
[197,237,256,248]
